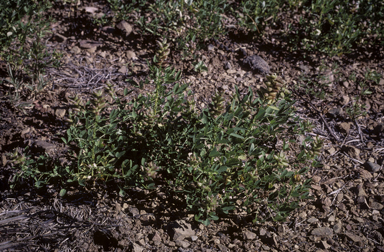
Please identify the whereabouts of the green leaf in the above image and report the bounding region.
[59,188,67,197]
[217,166,228,173]
[209,148,222,157]
[230,133,244,139]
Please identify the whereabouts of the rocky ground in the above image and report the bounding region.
[0,1,384,251]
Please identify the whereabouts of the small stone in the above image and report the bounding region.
[312,175,321,183]
[369,199,384,210]
[1,154,7,167]
[356,184,367,197]
[98,51,107,58]
[337,122,352,134]
[116,20,132,36]
[307,217,319,224]
[342,145,360,159]
[340,95,350,105]
[311,227,333,238]
[327,107,344,119]
[33,140,56,154]
[328,215,335,222]
[326,147,336,155]
[321,240,331,249]
[129,207,139,217]
[244,230,257,240]
[170,220,195,241]
[118,65,127,74]
[224,62,231,70]
[345,232,365,243]
[126,50,137,60]
[243,55,270,75]
[132,243,144,252]
[191,236,198,241]
[55,109,66,118]
[226,69,237,74]
[364,161,381,173]
[71,46,81,54]
[259,228,267,236]
[333,222,342,233]
[175,240,190,248]
[208,44,215,51]
[79,40,103,49]
[150,231,162,243]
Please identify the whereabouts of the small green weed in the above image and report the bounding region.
[1,0,60,107]
[12,68,321,225]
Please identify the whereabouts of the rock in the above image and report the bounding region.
[116,20,132,36]
[327,107,344,119]
[311,227,333,238]
[191,236,198,241]
[259,228,267,236]
[98,51,107,58]
[175,240,190,248]
[243,230,257,240]
[102,26,115,34]
[79,40,103,49]
[364,161,381,173]
[358,168,373,179]
[340,95,350,105]
[132,243,144,252]
[126,50,137,60]
[224,62,231,70]
[32,140,56,154]
[321,240,331,249]
[217,244,229,252]
[307,217,319,223]
[345,232,366,243]
[337,122,352,134]
[118,65,127,74]
[70,46,81,54]
[129,207,139,217]
[333,222,342,233]
[169,220,195,241]
[150,231,162,244]
[208,44,215,51]
[320,70,334,87]
[243,55,270,75]
[369,198,384,210]
[326,147,336,155]
[55,108,66,118]
[356,184,367,197]
[342,145,360,159]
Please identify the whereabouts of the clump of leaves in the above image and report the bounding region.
[1,0,60,108]
[12,68,320,225]
[263,74,286,102]
[154,38,171,67]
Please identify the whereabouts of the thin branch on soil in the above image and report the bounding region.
[354,119,365,144]
[292,90,340,143]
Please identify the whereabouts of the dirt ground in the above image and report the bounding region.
[1,1,384,251]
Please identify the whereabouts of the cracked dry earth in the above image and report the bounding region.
[1,2,384,252]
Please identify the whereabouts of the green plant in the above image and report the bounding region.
[345,69,380,120]
[107,0,137,23]
[12,66,320,225]
[92,14,109,27]
[135,0,229,56]
[1,0,60,106]
[193,60,208,73]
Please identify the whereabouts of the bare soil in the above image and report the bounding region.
[1,1,384,251]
